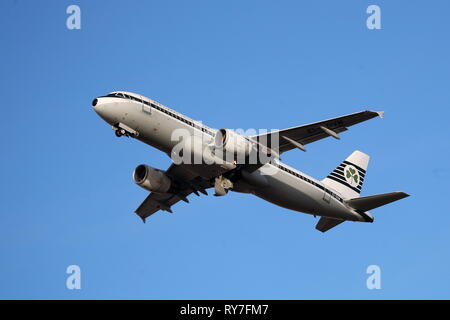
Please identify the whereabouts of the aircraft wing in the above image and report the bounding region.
[135,190,192,221]
[134,163,222,222]
[251,110,384,154]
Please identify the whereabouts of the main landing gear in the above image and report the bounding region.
[214,175,233,196]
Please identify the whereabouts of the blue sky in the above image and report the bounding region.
[1,0,449,299]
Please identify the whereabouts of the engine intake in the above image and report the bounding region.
[214,129,253,159]
[133,164,171,193]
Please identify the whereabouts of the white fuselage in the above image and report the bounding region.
[93,92,364,222]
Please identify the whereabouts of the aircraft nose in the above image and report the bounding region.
[92,97,115,124]
[92,97,104,114]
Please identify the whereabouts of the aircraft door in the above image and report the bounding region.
[141,95,151,115]
[323,190,331,204]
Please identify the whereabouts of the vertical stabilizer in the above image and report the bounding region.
[322,150,369,199]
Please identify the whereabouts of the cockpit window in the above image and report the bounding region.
[105,93,122,98]
[102,93,148,105]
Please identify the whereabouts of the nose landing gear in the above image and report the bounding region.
[113,123,139,138]
[115,128,127,137]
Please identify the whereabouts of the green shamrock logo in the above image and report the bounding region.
[345,166,359,185]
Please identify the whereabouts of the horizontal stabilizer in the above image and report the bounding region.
[345,192,410,212]
[316,217,345,233]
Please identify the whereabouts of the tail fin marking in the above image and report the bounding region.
[322,150,370,198]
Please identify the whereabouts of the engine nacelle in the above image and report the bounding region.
[133,164,171,193]
[214,129,253,159]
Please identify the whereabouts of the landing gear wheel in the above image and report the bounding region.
[115,129,122,137]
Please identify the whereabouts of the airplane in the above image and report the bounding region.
[92,91,409,232]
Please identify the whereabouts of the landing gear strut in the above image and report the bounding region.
[214,176,233,196]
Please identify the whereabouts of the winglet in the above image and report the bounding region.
[375,111,384,119]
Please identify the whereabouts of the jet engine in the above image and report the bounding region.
[214,129,253,159]
[133,164,171,193]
